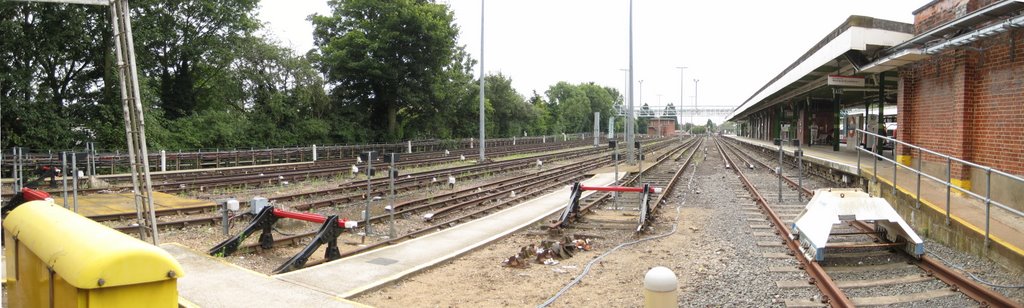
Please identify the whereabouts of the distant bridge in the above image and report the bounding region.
[615,104,736,118]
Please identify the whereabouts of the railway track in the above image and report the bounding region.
[548,136,703,233]
[2,135,564,178]
[198,138,683,270]
[713,135,1019,307]
[7,140,590,198]
[110,138,675,230]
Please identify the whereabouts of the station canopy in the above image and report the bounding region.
[727,16,914,121]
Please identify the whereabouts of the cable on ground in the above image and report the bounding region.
[538,145,702,307]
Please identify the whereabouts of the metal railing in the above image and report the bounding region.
[855,129,1024,247]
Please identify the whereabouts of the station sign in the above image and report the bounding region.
[827,75,865,87]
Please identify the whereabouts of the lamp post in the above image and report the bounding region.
[675,66,687,130]
[693,79,700,133]
[478,0,486,162]
[639,80,644,107]
[620,68,629,103]
[619,68,628,140]
[626,0,635,165]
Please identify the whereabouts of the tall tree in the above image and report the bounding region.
[0,3,108,150]
[132,0,261,120]
[485,73,533,137]
[311,0,463,140]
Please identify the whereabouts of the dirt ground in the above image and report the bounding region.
[351,162,710,307]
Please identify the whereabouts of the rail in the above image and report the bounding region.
[855,129,1024,247]
[713,136,853,307]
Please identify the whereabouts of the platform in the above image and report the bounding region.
[161,243,363,307]
[275,172,619,298]
[726,135,1024,265]
[53,191,215,219]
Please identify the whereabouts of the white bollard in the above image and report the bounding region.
[160,150,167,172]
[643,266,678,308]
[407,140,412,153]
[312,144,318,162]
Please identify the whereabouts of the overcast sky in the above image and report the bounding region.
[257,0,926,124]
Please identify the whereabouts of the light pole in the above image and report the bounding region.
[656,94,663,137]
[676,66,687,130]
[626,0,635,165]
[619,69,629,102]
[639,80,644,106]
[619,68,628,138]
[693,79,700,133]
[478,0,486,162]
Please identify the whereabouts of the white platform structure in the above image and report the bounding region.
[791,188,924,261]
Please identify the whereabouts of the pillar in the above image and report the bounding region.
[832,87,841,152]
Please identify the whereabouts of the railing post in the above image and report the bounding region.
[874,144,878,184]
[893,152,898,196]
[985,168,992,247]
[857,146,861,178]
[916,147,922,209]
[946,157,952,225]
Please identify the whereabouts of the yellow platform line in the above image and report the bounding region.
[864,169,1024,256]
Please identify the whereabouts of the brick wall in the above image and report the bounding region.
[969,29,1024,175]
[898,12,1024,178]
[913,0,998,34]
[647,119,676,136]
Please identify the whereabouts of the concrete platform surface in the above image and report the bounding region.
[726,135,1024,257]
[54,191,215,218]
[276,172,618,298]
[161,243,364,308]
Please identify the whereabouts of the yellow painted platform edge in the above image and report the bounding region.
[896,155,912,166]
[161,243,367,307]
[864,170,1024,256]
[734,132,1024,257]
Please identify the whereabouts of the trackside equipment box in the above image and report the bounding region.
[3,200,184,307]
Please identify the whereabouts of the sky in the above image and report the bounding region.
[257,0,926,124]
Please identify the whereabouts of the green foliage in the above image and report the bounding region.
[1,0,633,151]
[544,82,619,135]
[311,0,463,140]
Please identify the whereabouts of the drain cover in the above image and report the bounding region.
[366,257,398,265]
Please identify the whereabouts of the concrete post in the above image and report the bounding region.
[312,144,318,162]
[407,140,412,153]
[594,112,600,146]
[643,266,678,308]
[608,116,615,139]
[160,150,166,172]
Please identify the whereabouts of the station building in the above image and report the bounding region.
[727,0,1024,271]
[728,0,1024,206]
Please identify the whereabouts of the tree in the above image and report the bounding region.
[527,91,554,136]
[485,73,533,137]
[1,3,113,150]
[132,0,261,120]
[311,0,463,140]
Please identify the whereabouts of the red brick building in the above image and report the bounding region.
[646,118,677,137]
[895,0,1024,197]
[729,0,1023,203]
